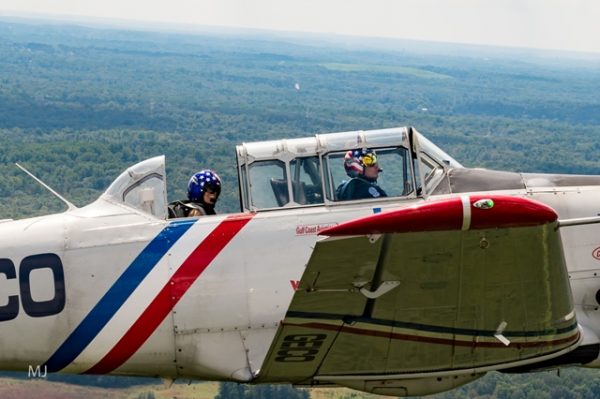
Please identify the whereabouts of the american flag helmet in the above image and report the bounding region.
[344,148,379,177]
[188,169,222,202]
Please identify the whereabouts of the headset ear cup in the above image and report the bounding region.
[362,152,377,167]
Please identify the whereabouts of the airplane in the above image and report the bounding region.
[1,126,600,397]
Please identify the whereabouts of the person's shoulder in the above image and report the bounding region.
[350,177,371,191]
[168,200,205,218]
[338,178,358,200]
[367,185,385,198]
[338,177,368,200]
[168,200,188,218]
[353,177,385,198]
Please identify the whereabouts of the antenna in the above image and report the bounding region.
[15,163,77,211]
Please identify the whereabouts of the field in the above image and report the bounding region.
[0,378,218,399]
[320,63,452,79]
[0,378,375,399]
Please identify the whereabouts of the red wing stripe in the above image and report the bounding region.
[320,195,557,236]
[285,322,580,349]
[85,214,254,374]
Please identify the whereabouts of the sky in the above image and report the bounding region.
[1,0,599,54]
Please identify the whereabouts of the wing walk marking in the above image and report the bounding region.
[85,213,254,374]
[44,219,196,373]
[284,322,580,349]
[285,311,578,337]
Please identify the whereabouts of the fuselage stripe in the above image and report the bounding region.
[43,219,196,373]
[85,214,254,374]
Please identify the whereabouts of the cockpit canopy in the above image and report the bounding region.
[95,127,461,218]
[236,126,461,212]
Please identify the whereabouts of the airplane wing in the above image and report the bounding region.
[258,195,579,385]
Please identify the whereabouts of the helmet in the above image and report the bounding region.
[344,149,379,177]
[187,170,221,202]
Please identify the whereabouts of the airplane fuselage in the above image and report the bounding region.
[0,182,599,381]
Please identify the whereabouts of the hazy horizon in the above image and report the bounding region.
[1,0,599,55]
[2,11,600,65]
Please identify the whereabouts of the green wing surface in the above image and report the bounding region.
[259,197,578,383]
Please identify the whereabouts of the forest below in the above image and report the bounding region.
[1,18,600,218]
[1,17,600,398]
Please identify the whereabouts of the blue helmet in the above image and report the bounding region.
[187,170,221,202]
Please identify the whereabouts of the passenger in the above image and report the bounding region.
[337,149,387,200]
[168,170,221,218]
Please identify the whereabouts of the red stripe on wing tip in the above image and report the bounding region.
[320,195,557,236]
[320,197,463,236]
[469,195,557,229]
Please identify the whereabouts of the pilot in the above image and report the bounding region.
[168,170,221,217]
[337,149,387,200]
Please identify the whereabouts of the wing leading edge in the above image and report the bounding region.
[258,195,579,386]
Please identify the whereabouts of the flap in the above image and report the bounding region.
[258,196,578,383]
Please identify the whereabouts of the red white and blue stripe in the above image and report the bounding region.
[44,214,253,374]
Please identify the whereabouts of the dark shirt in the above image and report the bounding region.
[337,176,387,200]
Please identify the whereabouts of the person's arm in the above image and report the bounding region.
[185,203,207,217]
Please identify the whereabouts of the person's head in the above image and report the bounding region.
[187,170,221,205]
[344,149,381,179]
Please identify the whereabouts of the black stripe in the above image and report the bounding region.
[286,310,577,338]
